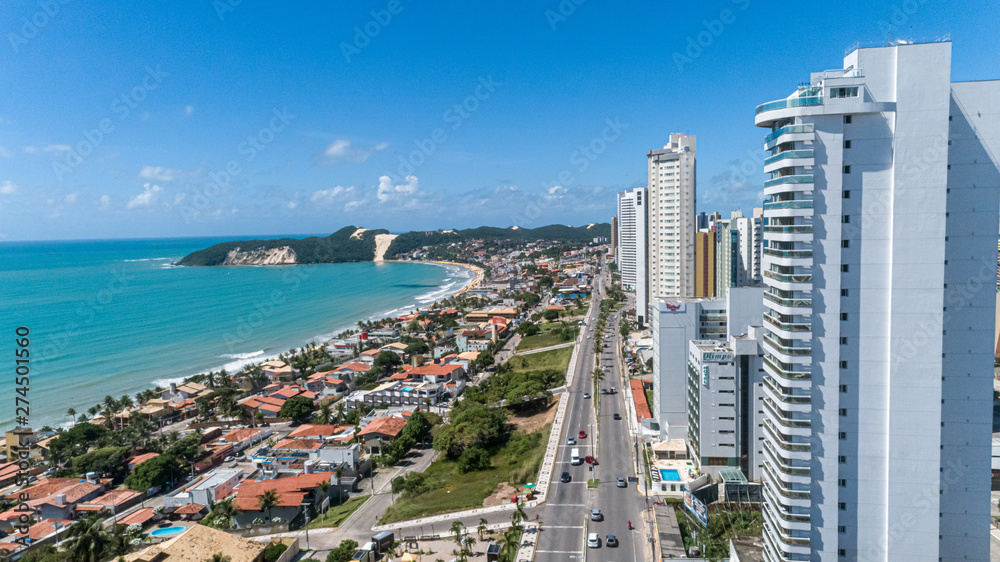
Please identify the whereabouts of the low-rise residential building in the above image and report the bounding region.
[357,415,409,454]
[163,468,244,508]
[160,381,210,402]
[261,360,298,380]
[0,478,105,526]
[126,453,160,472]
[345,380,446,409]
[358,349,382,365]
[215,427,272,452]
[288,424,351,441]
[232,472,332,528]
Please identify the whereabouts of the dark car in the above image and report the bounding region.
[606,535,619,547]
[561,471,572,483]
[613,413,621,420]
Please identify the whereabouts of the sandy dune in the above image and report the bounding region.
[374,233,398,261]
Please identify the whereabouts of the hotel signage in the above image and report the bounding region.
[701,351,733,363]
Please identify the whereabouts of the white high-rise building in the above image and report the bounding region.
[756,41,1000,561]
[734,208,764,286]
[648,133,696,305]
[617,187,648,325]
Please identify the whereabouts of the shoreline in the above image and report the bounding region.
[26,260,477,433]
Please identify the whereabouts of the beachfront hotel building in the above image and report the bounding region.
[756,41,1000,561]
[617,187,648,325]
[647,133,697,304]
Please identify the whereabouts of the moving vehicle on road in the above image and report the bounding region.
[591,509,603,521]
[617,477,627,487]
[584,392,590,399]
[606,535,619,547]
[613,413,621,420]
[561,471,571,483]
[567,436,576,445]
[579,430,587,438]
[587,533,600,548]
[584,455,598,465]
[571,447,582,465]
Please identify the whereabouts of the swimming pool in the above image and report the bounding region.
[149,526,186,537]
[659,469,681,481]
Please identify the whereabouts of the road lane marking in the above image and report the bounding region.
[547,503,585,507]
[541,525,585,529]
[535,550,583,554]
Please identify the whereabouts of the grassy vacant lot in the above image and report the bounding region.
[379,423,550,524]
[507,346,572,374]
[307,494,370,529]
[517,323,575,352]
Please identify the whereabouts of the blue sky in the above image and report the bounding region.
[0,0,997,241]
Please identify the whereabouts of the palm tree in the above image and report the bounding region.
[334,466,345,506]
[463,536,476,559]
[208,498,239,530]
[107,524,132,559]
[335,401,346,424]
[77,413,89,424]
[66,514,110,562]
[450,521,464,550]
[477,518,488,541]
[207,554,231,562]
[119,395,134,410]
[316,402,333,425]
[87,405,100,417]
[256,489,279,521]
[66,408,76,424]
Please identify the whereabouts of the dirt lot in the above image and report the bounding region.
[508,401,556,434]
[483,481,518,508]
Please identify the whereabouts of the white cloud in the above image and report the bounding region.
[184,105,194,116]
[377,175,419,203]
[64,193,78,204]
[99,195,111,209]
[0,180,16,195]
[311,185,356,204]
[286,201,297,209]
[139,166,181,181]
[318,139,388,164]
[127,183,162,209]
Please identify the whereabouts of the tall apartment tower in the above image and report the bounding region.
[715,218,738,297]
[734,208,764,285]
[610,215,618,255]
[756,41,999,561]
[617,187,648,325]
[694,231,716,297]
[648,133,697,306]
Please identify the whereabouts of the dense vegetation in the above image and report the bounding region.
[176,226,387,266]
[177,223,611,266]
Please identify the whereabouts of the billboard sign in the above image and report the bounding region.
[683,486,709,527]
[701,351,734,363]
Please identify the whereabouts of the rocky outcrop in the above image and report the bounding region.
[223,246,298,265]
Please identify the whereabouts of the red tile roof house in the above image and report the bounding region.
[356,416,408,455]
[0,462,19,488]
[215,427,272,452]
[406,362,465,383]
[232,472,332,528]
[0,478,105,528]
[306,371,349,395]
[358,349,382,365]
[237,395,285,417]
[288,424,352,441]
[270,438,322,468]
[333,362,370,379]
[127,452,160,472]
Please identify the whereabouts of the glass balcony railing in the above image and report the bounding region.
[764,335,812,358]
[763,248,812,259]
[764,123,816,144]
[763,270,813,284]
[763,200,813,211]
[763,356,811,381]
[764,174,814,188]
[764,291,812,308]
[756,95,824,115]
[764,149,815,166]
[764,398,811,429]
[764,312,811,331]
[764,225,813,234]
[763,421,811,454]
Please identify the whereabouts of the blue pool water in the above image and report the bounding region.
[659,469,681,481]
[401,386,414,391]
[149,526,186,537]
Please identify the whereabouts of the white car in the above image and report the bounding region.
[567,437,576,445]
[587,533,600,548]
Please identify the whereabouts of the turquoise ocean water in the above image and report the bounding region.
[0,236,469,431]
